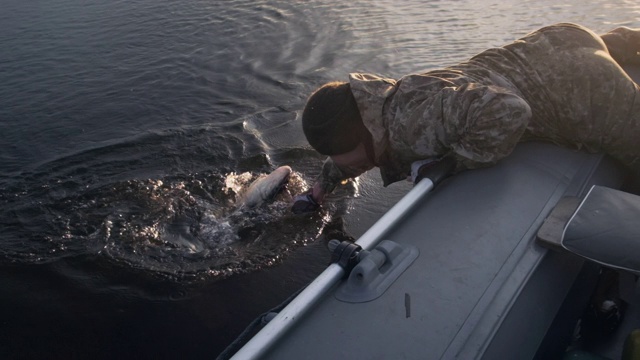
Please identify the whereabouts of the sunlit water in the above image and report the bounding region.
[1,0,638,357]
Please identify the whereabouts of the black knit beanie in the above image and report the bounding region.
[302,82,369,156]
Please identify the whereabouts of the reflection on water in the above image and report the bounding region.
[1,145,336,280]
[0,0,639,356]
[89,169,327,280]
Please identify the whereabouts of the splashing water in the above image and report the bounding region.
[2,168,333,281]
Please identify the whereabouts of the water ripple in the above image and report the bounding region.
[1,0,639,279]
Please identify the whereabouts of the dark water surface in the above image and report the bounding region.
[1,0,639,357]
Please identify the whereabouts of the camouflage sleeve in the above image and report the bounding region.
[442,84,532,170]
[313,157,347,195]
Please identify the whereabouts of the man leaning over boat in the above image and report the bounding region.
[291,22,640,214]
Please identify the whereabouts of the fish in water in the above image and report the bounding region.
[239,165,292,208]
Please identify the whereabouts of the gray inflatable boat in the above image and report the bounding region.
[225,67,640,360]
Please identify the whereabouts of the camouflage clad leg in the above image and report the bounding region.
[509,24,640,178]
[601,27,640,66]
[598,27,640,177]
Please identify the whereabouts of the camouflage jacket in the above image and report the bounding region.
[315,23,640,193]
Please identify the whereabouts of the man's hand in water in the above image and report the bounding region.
[291,189,319,214]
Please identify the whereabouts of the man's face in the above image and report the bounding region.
[330,142,375,178]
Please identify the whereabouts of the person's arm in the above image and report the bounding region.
[291,157,346,213]
[436,83,532,171]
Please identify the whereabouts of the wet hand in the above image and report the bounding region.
[291,190,319,214]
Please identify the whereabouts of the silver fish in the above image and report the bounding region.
[239,166,292,208]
